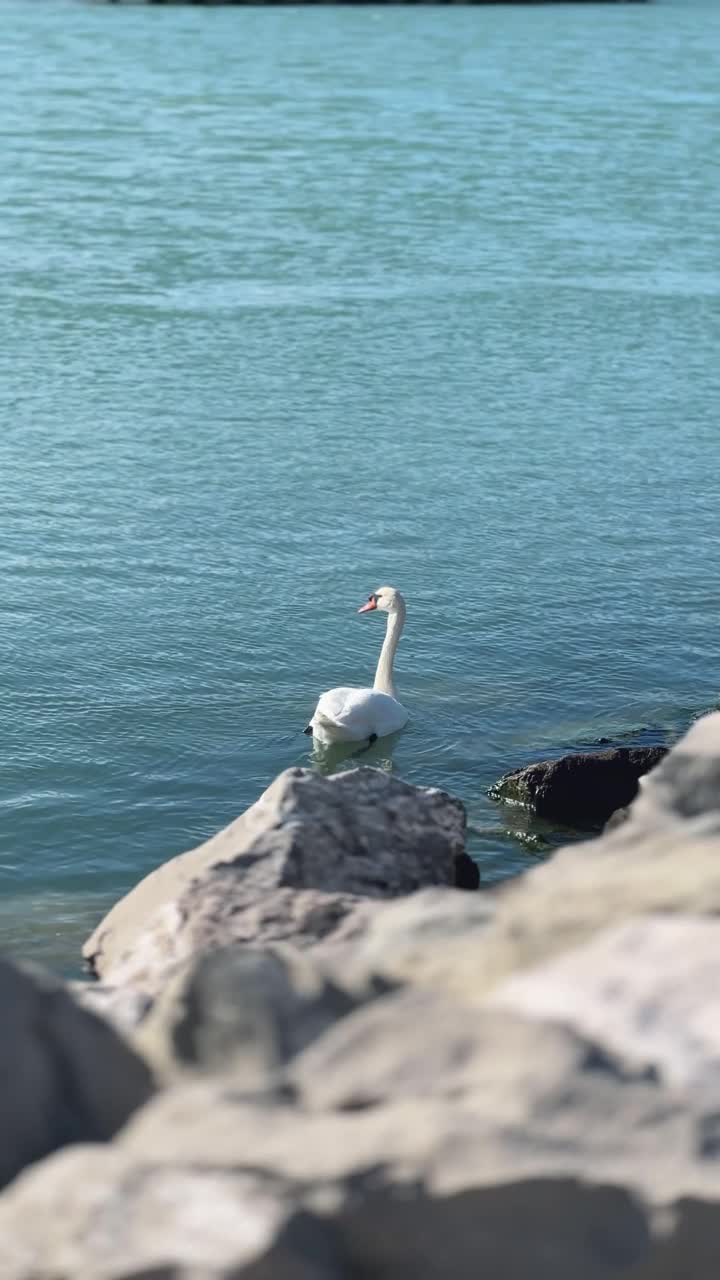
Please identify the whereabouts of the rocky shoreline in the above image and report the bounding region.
[2,714,720,1276]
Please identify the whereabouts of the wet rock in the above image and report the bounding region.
[453,848,481,889]
[493,745,668,828]
[84,766,467,984]
[0,959,154,1192]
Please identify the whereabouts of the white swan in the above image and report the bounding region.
[305,586,409,745]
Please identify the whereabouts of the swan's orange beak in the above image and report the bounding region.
[358,599,377,613]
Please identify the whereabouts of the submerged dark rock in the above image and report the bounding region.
[492,745,668,829]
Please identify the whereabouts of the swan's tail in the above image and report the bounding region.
[307,709,347,743]
[308,710,335,733]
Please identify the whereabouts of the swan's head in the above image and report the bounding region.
[358,586,405,615]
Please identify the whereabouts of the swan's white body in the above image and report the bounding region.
[308,587,409,744]
[311,687,408,744]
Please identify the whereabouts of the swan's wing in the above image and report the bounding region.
[314,687,374,733]
[372,694,409,735]
[312,687,407,740]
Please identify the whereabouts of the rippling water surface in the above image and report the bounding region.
[2,0,719,972]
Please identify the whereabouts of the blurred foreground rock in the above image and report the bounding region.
[136,942,374,1086]
[4,718,720,1276]
[3,979,720,1279]
[0,960,153,1192]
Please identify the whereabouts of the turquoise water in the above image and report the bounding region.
[2,0,719,974]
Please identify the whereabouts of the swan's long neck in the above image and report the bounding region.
[373,603,406,699]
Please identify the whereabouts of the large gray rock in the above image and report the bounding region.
[96,881,375,999]
[83,767,469,986]
[0,959,154,1191]
[1,983,718,1280]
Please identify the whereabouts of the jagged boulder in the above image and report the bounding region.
[91,881,377,1003]
[83,767,472,991]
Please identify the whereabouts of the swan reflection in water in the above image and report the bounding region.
[309,731,404,778]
